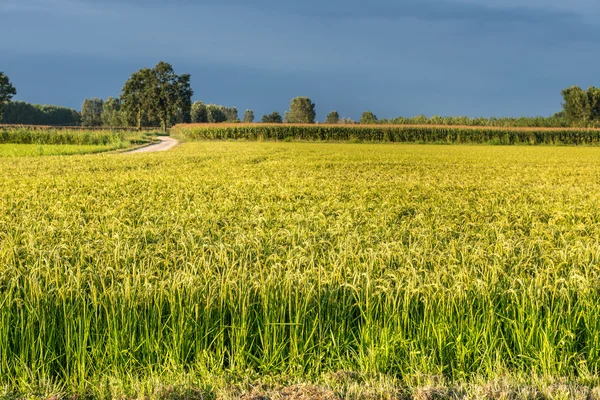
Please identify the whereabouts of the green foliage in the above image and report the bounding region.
[0,127,152,146]
[561,86,600,127]
[0,72,16,120]
[191,101,208,123]
[324,110,339,124]
[121,67,155,130]
[261,112,283,123]
[101,97,126,127]
[81,98,104,127]
[0,143,127,157]
[360,111,378,124]
[121,62,193,131]
[206,104,227,123]
[3,142,600,396]
[386,114,570,128]
[1,101,81,125]
[173,124,600,145]
[286,96,316,123]
[243,109,255,123]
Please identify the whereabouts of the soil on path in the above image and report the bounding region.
[128,136,178,153]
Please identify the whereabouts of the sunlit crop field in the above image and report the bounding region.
[0,143,128,157]
[2,142,600,399]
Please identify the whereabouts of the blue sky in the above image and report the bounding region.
[1,0,598,120]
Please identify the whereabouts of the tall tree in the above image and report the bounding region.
[121,62,193,131]
[121,67,155,130]
[325,111,339,124]
[262,112,283,123]
[223,107,238,122]
[243,110,255,123]
[175,73,193,124]
[286,97,316,124]
[1,102,80,125]
[206,104,227,123]
[561,86,589,126]
[0,72,17,120]
[360,111,378,124]
[101,97,125,127]
[191,101,208,123]
[587,87,600,122]
[81,98,104,126]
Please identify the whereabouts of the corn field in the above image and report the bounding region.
[172,123,600,145]
[2,142,600,398]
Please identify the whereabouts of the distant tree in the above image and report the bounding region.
[360,111,378,124]
[191,101,208,123]
[0,72,17,120]
[206,104,228,123]
[325,111,339,124]
[121,67,155,130]
[1,101,80,125]
[286,96,316,124]
[243,109,255,123]
[339,117,356,124]
[262,112,283,123]
[81,98,104,126]
[101,97,125,127]
[588,87,600,122]
[561,86,596,126]
[151,61,194,131]
[223,106,238,122]
[121,62,193,131]
[175,73,193,124]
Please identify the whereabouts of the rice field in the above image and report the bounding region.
[0,143,128,157]
[2,142,600,399]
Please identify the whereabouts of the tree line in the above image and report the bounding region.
[1,68,599,129]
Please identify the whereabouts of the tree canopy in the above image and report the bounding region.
[286,97,316,124]
[243,110,255,123]
[0,72,17,120]
[121,62,193,131]
[561,86,600,126]
[360,111,378,124]
[325,111,340,124]
[262,112,283,123]
[81,98,104,127]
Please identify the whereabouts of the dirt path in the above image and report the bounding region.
[128,136,178,153]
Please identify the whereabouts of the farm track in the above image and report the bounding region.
[127,136,178,153]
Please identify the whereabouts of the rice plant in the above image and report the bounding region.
[2,142,600,398]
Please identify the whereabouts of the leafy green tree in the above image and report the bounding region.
[262,112,283,123]
[191,101,208,123]
[206,104,227,123]
[101,97,125,127]
[121,62,193,131]
[325,111,339,124]
[121,67,155,130]
[175,73,193,124]
[222,107,238,122]
[286,96,316,123]
[0,72,17,120]
[360,111,378,124]
[587,87,600,122]
[1,102,80,125]
[151,62,194,131]
[561,86,593,126]
[81,98,104,126]
[243,110,255,123]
